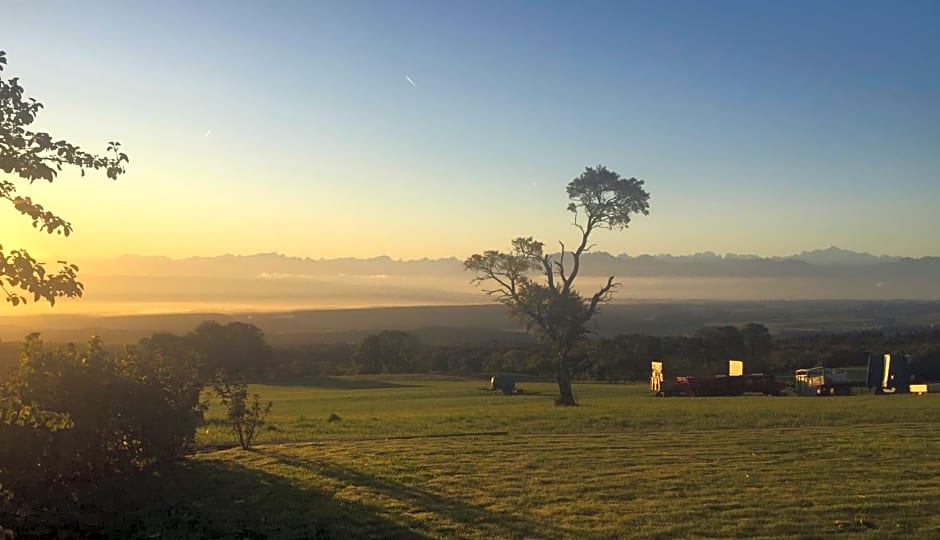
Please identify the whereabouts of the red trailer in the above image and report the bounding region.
[658,373,786,397]
[653,360,787,397]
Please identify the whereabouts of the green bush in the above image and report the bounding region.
[0,334,205,535]
[213,371,273,450]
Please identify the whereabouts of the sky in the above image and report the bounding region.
[3,0,939,262]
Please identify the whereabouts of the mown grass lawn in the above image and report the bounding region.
[107,377,939,539]
[199,377,939,445]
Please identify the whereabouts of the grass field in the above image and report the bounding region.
[198,377,938,445]
[102,377,939,538]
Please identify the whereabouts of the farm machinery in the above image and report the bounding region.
[794,367,851,396]
[489,374,520,395]
[650,352,939,398]
[792,352,939,396]
[867,353,940,395]
[652,360,787,397]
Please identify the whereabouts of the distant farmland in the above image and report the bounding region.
[3,299,940,346]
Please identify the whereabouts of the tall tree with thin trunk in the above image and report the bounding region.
[465,165,650,405]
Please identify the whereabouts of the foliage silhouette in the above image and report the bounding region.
[354,330,424,374]
[189,321,271,380]
[0,51,128,307]
[0,335,205,535]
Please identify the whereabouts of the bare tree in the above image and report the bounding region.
[465,165,650,405]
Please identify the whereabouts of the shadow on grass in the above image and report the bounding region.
[269,376,417,390]
[263,450,564,539]
[84,457,429,539]
[476,387,554,401]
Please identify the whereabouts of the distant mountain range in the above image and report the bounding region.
[5,246,936,335]
[10,247,934,315]
[79,246,936,281]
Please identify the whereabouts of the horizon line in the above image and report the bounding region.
[81,246,939,263]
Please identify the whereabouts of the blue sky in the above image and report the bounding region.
[3,0,938,259]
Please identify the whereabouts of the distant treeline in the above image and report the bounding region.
[8,321,937,384]
[270,325,940,383]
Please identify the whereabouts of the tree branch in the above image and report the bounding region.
[1,51,129,306]
[563,216,595,293]
[553,241,568,288]
[541,254,556,292]
[585,275,619,321]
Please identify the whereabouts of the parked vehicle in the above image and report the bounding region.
[794,367,851,396]
[489,374,518,395]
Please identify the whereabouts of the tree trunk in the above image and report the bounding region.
[555,355,577,406]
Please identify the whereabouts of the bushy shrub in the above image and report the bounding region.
[0,334,205,535]
[213,371,273,450]
[0,394,72,537]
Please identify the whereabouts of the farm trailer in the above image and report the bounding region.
[652,360,787,397]
[489,374,519,395]
[794,367,852,396]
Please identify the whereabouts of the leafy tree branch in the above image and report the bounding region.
[0,50,128,306]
